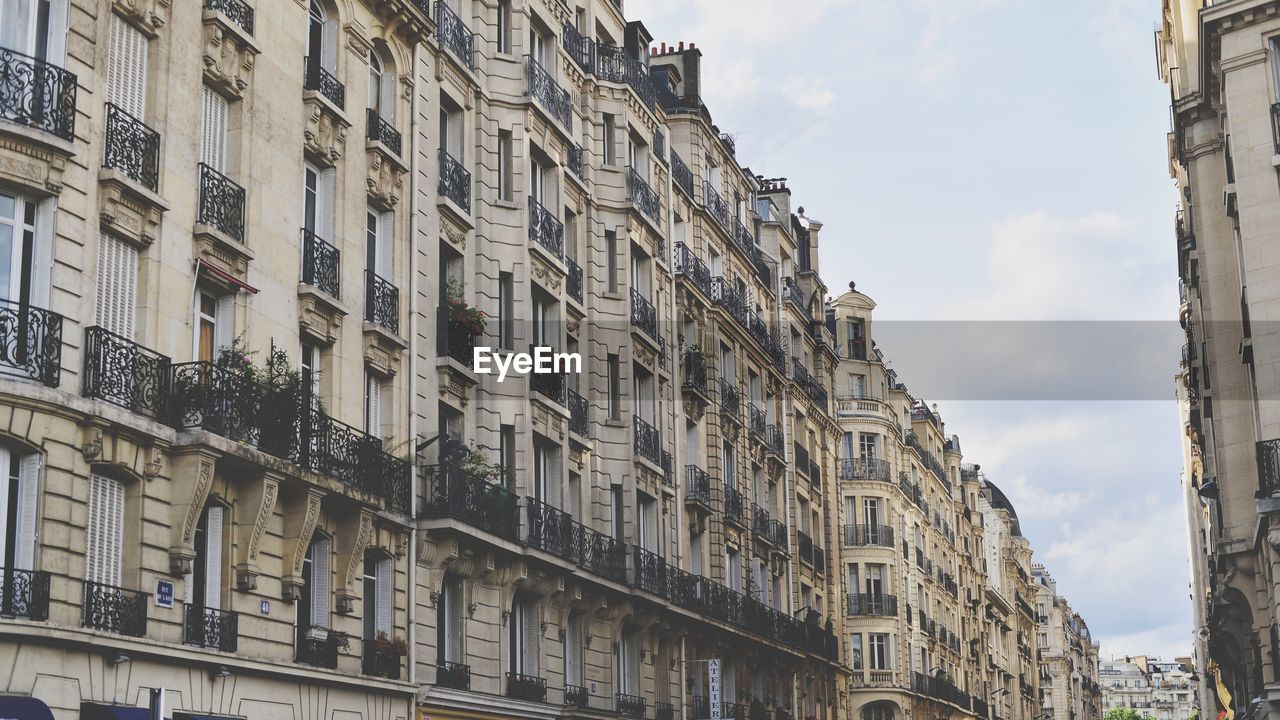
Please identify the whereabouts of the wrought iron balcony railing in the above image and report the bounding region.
[671,151,694,197]
[656,702,675,720]
[205,0,255,34]
[1258,439,1280,497]
[617,693,646,719]
[711,277,747,325]
[751,503,784,545]
[362,641,403,679]
[527,56,572,129]
[507,672,547,702]
[526,497,627,582]
[366,108,401,155]
[304,56,345,109]
[529,196,564,258]
[674,242,712,296]
[723,483,747,526]
[0,568,49,620]
[593,43,656,110]
[766,425,785,457]
[720,378,742,420]
[365,271,400,334]
[562,21,594,72]
[685,465,711,504]
[843,523,895,548]
[681,346,708,394]
[420,464,520,541]
[83,581,148,636]
[634,414,661,465]
[435,306,476,366]
[103,103,160,191]
[841,457,891,482]
[301,228,341,298]
[703,181,731,232]
[437,661,471,690]
[531,367,566,406]
[0,49,77,141]
[567,387,588,436]
[627,166,661,223]
[723,702,746,720]
[748,403,766,439]
[296,625,342,668]
[438,148,471,212]
[847,592,897,617]
[630,288,657,341]
[566,143,586,181]
[183,604,238,652]
[83,326,170,418]
[564,684,589,707]
[784,277,807,314]
[566,257,583,302]
[435,1,475,69]
[0,298,62,387]
[633,546,670,596]
[197,162,246,243]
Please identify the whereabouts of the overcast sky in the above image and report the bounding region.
[630,0,1190,660]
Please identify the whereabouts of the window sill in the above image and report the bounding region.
[496,198,519,210]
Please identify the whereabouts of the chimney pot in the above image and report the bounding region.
[689,42,696,49]
[678,41,684,51]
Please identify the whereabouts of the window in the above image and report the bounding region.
[726,547,741,591]
[193,290,231,363]
[301,343,321,408]
[865,564,884,596]
[863,498,880,528]
[602,113,616,165]
[437,574,463,663]
[863,704,894,720]
[564,611,583,685]
[368,49,395,120]
[508,594,539,675]
[308,0,337,73]
[364,370,384,439]
[439,94,463,157]
[689,529,703,575]
[632,365,654,423]
[363,550,392,642]
[85,473,126,587]
[95,234,138,338]
[188,503,224,609]
[0,192,36,306]
[851,634,863,670]
[496,0,512,54]
[498,129,513,201]
[299,534,331,634]
[528,24,548,68]
[610,485,623,540]
[859,433,879,460]
[637,493,656,551]
[107,13,147,118]
[607,353,621,420]
[0,0,51,59]
[0,446,39,571]
[849,373,866,398]
[567,471,581,518]
[617,626,640,695]
[564,208,578,262]
[868,633,890,670]
[200,85,229,172]
[366,205,392,279]
[606,230,619,292]
[500,424,516,488]
[532,440,560,504]
[303,162,335,241]
[498,272,514,349]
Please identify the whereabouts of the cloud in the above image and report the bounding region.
[1101,623,1196,664]
[782,76,836,112]
[1002,474,1089,520]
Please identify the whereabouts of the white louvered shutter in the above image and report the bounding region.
[0,447,9,566]
[379,71,396,122]
[447,580,463,661]
[321,20,337,71]
[565,614,582,683]
[626,632,641,694]
[319,167,335,241]
[311,536,330,627]
[95,233,138,338]
[214,294,234,355]
[107,14,147,118]
[366,374,382,438]
[16,454,40,571]
[204,505,223,610]
[85,474,125,587]
[377,210,393,277]
[375,556,392,635]
[200,86,229,172]
[547,447,562,509]
[522,600,540,674]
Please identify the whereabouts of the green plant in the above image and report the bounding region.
[445,277,487,336]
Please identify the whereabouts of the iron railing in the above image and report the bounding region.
[83,326,170,418]
[0,49,77,141]
[627,166,662,223]
[564,684,589,707]
[634,414,661,465]
[567,387,588,436]
[526,497,627,582]
[83,581,148,637]
[766,425,785,457]
[594,43,655,109]
[528,56,572,129]
[507,672,548,702]
[183,604,238,652]
[566,143,586,181]
[566,257,583,302]
[438,148,471,212]
[366,108,402,155]
[0,568,49,620]
[656,702,675,720]
[295,625,342,668]
[0,299,63,387]
[748,403,766,439]
[686,465,711,504]
[723,483,747,526]
[720,378,742,420]
[362,641,403,679]
[304,56,345,109]
[681,346,708,394]
[843,523,895,547]
[671,151,693,197]
[562,22,593,72]
[435,306,476,366]
[674,242,712,296]
[435,1,475,69]
[617,693,646,718]
[197,162,246,242]
[301,228,341,298]
[103,103,160,191]
[529,196,564,258]
[841,457,891,482]
[1258,439,1280,496]
[630,288,658,341]
[437,661,471,690]
[530,368,566,406]
[365,271,400,334]
[703,181,731,232]
[847,593,897,617]
[205,0,255,34]
[420,464,520,541]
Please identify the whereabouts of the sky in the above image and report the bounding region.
[630,0,1190,660]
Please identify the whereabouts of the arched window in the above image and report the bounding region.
[187,502,226,610]
[308,1,336,72]
[368,52,383,113]
[862,703,895,720]
[367,46,397,122]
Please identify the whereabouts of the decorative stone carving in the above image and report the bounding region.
[364,324,407,378]
[0,132,68,195]
[169,448,221,575]
[335,510,376,613]
[442,216,467,249]
[99,169,168,248]
[112,0,169,37]
[282,488,327,602]
[366,146,405,209]
[193,225,253,284]
[304,96,350,167]
[298,287,347,346]
[530,253,565,293]
[235,472,280,591]
[202,12,259,99]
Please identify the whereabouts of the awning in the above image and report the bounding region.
[0,696,54,720]
[196,259,259,294]
[80,703,149,720]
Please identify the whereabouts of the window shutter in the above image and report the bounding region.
[625,631,641,694]
[321,20,337,71]
[366,374,382,438]
[522,600,540,674]
[310,536,330,627]
[380,71,396,122]
[547,447,562,509]
[214,294,235,354]
[86,474,125,587]
[200,86,229,172]
[15,453,40,570]
[377,210,393,277]
[204,505,223,610]
[446,580,463,661]
[375,556,392,635]
[319,167,336,241]
[565,614,582,684]
[107,14,147,118]
[95,233,138,339]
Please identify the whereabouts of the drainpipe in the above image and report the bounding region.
[406,37,422,704]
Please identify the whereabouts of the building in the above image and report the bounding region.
[1034,565,1102,720]
[1101,658,1198,720]
[1156,1,1280,717]
[0,1,1092,720]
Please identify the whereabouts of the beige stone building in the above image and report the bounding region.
[1033,565,1102,720]
[1157,1,1280,717]
[1101,658,1198,720]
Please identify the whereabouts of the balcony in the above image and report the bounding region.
[438,148,470,213]
[847,593,898,617]
[674,242,712,296]
[671,151,693,197]
[681,346,709,396]
[656,702,675,720]
[634,414,661,466]
[783,278,807,316]
[567,387,588,436]
[527,57,572,130]
[197,163,246,243]
[766,425,785,458]
[304,56,345,109]
[421,464,520,542]
[1258,439,1280,496]
[435,1,475,69]
[751,504,786,547]
[435,306,477,367]
[564,684,589,707]
[594,43,656,110]
[83,581,148,637]
[566,257,583,302]
[527,497,627,582]
[562,21,593,72]
[365,271,400,334]
[630,289,658,341]
[183,604,238,652]
[685,465,711,507]
[723,703,746,720]
[748,403,766,440]
[0,49,77,142]
[566,143,586,181]
[703,181,731,232]
[169,362,411,512]
[296,625,342,669]
[83,326,171,418]
[437,661,471,690]
[507,672,548,702]
[366,109,401,156]
[529,196,564,259]
[723,484,747,527]
[0,568,49,620]
[912,672,969,709]
[843,523,895,548]
[617,694,646,719]
[796,531,813,564]
[362,639,404,679]
[531,368,566,406]
[300,229,341,299]
[627,166,662,224]
[206,0,254,33]
[720,378,742,422]
[1,303,62,388]
[103,103,160,191]
[841,457,891,482]
[711,277,747,325]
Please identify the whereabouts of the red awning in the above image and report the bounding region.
[196,259,259,294]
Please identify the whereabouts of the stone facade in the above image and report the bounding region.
[1033,566,1102,720]
[1101,658,1198,720]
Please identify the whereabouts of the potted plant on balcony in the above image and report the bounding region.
[368,630,409,656]
[445,277,486,336]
